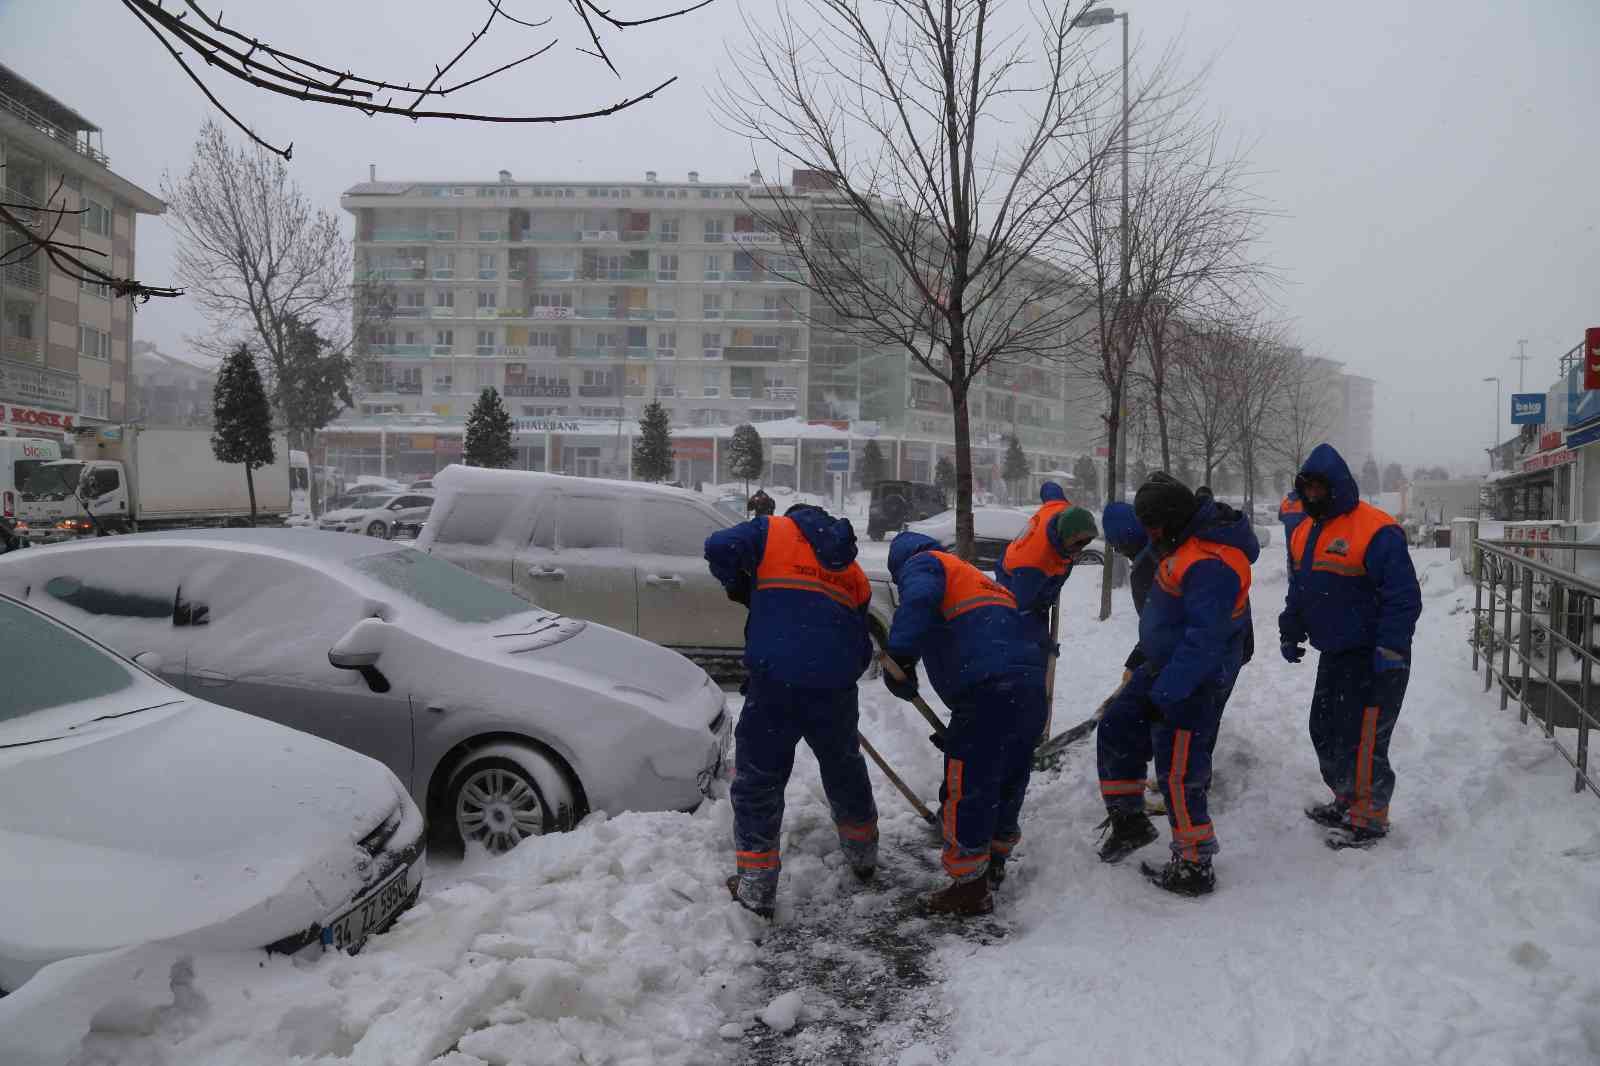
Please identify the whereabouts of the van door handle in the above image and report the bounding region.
[192,669,232,687]
[531,567,566,581]
[645,574,682,587]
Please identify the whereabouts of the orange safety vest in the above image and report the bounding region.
[755,515,871,610]
[1156,538,1252,618]
[1001,498,1072,577]
[1289,502,1398,578]
[930,550,1018,620]
[1279,494,1304,522]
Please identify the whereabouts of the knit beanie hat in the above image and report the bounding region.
[1053,505,1099,548]
[1133,472,1199,543]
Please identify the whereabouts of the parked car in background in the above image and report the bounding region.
[0,593,424,995]
[319,492,435,539]
[0,529,729,857]
[710,493,749,522]
[417,465,898,683]
[409,478,435,491]
[908,506,1106,571]
[866,480,947,541]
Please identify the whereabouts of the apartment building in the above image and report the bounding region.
[339,169,1091,486]
[128,340,215,427]
[0,63,163,442]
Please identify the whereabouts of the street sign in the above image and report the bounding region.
[825,449,850,473]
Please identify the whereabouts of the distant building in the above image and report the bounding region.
[1334,372,1376,469]
[0,62,164,442]
[128,341,215,426]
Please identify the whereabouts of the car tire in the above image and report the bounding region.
[1077,548,1105,567]
[365,520,390,539]
[445,742,579,855]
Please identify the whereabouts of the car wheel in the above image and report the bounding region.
[1077,548,1105,567]
[446,742,579,855]
[365,520,390,538]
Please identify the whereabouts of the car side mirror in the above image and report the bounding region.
[132,651,164,673]
[329,618,389,668]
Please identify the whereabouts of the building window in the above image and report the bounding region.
[478,252,498,279]
[80,278,110,300]
[83,199,112,237]
[523,405,566,416]
[658,219,679,243]
[476,290,497,309]
[594,331,618,350]
[703,331,722,359]
[476,329,495,355]
[434,289,455,308]
[582,369,614,387]
[704,254,723,281]
[580,406,624,418]
[656,329,676,358]
[702,293,722,319]
[435,329,454,352]
[78,325,111,361]
[79,384,110,418]
[657,253,678,281]
[433,372,453,394]
[529,330,559,349]
[702,367,721,397]
[704,218,724,243]
[433,253,456,279]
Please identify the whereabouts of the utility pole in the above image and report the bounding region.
[1511,338,1530,392]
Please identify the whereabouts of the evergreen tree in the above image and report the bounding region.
[1002,435,1030,504]
[275,314,354,451]
[1360,456,1381,494]
[211,343,275,525]
[859,438,887,490]
[934,455,957,497]
[728,422,764,495]
[1073,454,1100,508]
[463,387,515,468]
[1383,462,1407,492]
[633,400,674,483]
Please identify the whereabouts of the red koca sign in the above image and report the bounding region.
[4,406,75,430]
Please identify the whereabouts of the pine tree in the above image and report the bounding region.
[728,422,764,495]
[463,387,515,468]
[211,343,276,525]
[1360,456,1381,495]
[633,400,674,483]
[859,438,886,490]
[275,314,354,451]
[1002,435,1030,504]
[1073,454,1100,509]
[934,455,956,497]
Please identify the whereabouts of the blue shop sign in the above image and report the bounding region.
[1568,366,1600,428]
[1511,394,1547,424]
[1567,423,1600,450]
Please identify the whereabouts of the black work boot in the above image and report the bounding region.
[1304,799,1349,830]
[1326,820,1388,851]
[1096,810,1160,863]
[924,876,995,917]
[726,874,776,920]
[1139,856,1216,897]
[987,858,1007,887]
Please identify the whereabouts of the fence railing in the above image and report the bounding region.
[1473,538,1600,798]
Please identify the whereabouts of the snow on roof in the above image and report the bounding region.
[433,463,703,501]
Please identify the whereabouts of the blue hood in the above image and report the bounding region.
[1040,481,1068,504]
[1299,443,1360,517]
[888,531,942,576]
[1102,502,1147,556]
[785,506,860,570]
[1171,499,1261,564]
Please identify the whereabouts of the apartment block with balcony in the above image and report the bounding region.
[0,63,163,439]
[342,170,810,430]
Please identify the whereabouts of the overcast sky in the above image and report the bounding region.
[3,0,1595,472]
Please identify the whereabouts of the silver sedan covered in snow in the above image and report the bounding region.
[0,595,424,994]
[0,529,729,856]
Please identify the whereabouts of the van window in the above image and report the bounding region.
[628,501,718,556]
[434,493,519,546]
[558,496,621,549]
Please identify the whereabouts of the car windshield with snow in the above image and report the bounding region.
[0,594,424,996]
[0,528,729,858]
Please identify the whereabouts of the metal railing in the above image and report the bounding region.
[0,90,109,166]
[1473,538,1600,798]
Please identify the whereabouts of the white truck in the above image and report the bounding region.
[18,426,305,541]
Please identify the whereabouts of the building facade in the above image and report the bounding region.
[338,169,1094,489]
[128,341,215,427]
[0,63,163,443]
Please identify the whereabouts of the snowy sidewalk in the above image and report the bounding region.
[5,550,1598,1066]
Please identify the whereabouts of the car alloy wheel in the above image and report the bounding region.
[365,520,390,538]
[447,743,578,855]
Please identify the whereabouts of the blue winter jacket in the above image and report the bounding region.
[886,532,1045,704]
[704,508,872,689]
[1279,444,1422,658]
[1139,500,1260,713]
[993,482,1076,645]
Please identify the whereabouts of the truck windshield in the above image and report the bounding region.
[20,462,82,501]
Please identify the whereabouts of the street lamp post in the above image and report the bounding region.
[1483,375,1501,473]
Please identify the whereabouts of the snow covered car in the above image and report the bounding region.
[416,465,898,683]
[0,529,729,857]
[318,492,434,539]
[908,506,1107,570]
[0,593,424,995]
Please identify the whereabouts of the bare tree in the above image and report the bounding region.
[162,121,390,444]
[1227,319,1293,519]
[1263,349,1338,482]
[1167,317,1241,486]
[716,0,1117,558]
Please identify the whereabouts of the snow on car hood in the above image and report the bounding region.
[0,697,401,975]
[908,506,1031,544]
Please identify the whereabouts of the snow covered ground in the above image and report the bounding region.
[6,549,1600,1065]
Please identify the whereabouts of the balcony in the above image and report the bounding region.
[431,269,455,280]
[477,270,499,280]
[430,306,457,319]
[392,306,427,318]
[729,232,780,246]
[624,383,646,397]
[476,307,499,319]
[370,229,431,242]
[577,384,617,397]
[2,336,42,363]
[624,346,653,360]
[538,268,577,281]
[432,344,454,355]
[3,260,41,291]
[571,347,619,359]
[702,387,722,398]
[573,306,656,321]
[360,267,427,281]
[504,383,571,398]
[476,231,506,242]
[369,344,431,357]
[703,232,726,243]
[704,270,723,282]
[523,231,583,242]
[579,230,620,242]
[508,269,527,281]
[765,386,801,401]
[527,306,575,320]
[375,382,423,395]
[656,385,677,397]
[730,386,753,399]
[656,307,677,320]
[656,348,676,360]
[655,271,678,282]
[722,345,791,363]
[579,267,652,282]
[498,307,528,318]
[475,345,495,356]
[432,231,458,242]
[724,308,790,321]
[0,88,109,166]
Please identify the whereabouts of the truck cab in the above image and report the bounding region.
[19,458,130,539]
[0,436,63,546]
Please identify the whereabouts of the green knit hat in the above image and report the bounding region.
[1054,506,1099,548]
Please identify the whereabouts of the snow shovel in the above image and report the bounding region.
[857,731,937,825]
[1036,598,1062,745]
[1031,669,1131,773]
[871,635,946,739]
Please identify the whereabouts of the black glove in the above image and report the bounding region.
[725,573,752,607]
[883,655,920,702]
[928,731,945,752]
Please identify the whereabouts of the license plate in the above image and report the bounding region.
[321,862,414,954]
